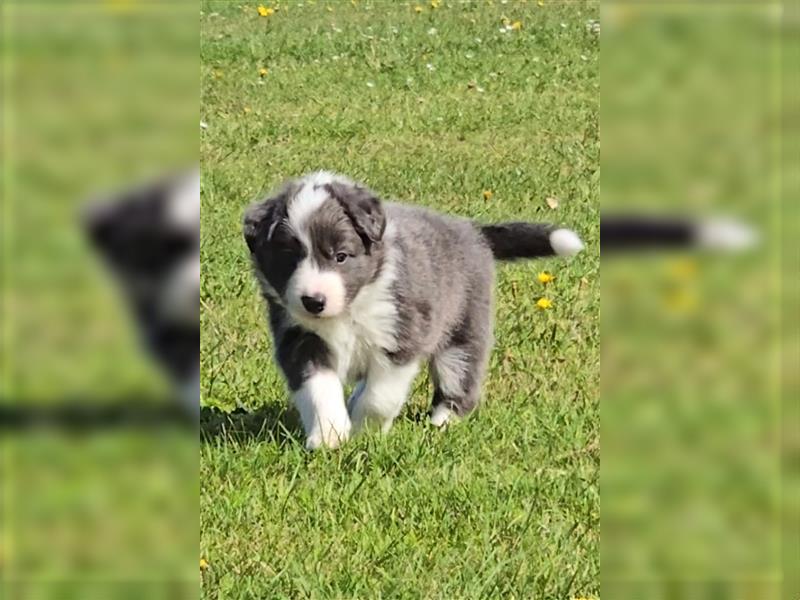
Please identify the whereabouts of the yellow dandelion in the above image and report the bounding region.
[430,0,441,8]
[257,5,274,16]
[414,5,423,13]
[259,67,269,76]
[200,558,209,570]
[511,20,522,30]
[243,106,252,114]
[105,0,136,12]
[537,271,555,284]
[536,297,553,310]
[664,289,697,314]
[666,258,697,281]
[537,0,544,6]
[483,190,493,200]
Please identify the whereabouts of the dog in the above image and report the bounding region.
[243,172,584,449]
[83,169,200,414]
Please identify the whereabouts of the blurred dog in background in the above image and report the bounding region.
[83,169,200,414]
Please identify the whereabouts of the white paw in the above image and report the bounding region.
[429,405,453,428]
[305,416,351,450]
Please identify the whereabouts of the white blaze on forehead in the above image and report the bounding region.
[286,171,352,241]
[168,168,200,230]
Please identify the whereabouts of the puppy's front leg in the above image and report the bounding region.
[294,369,351,450]
[349,359,419,434]
[273,322,350,450]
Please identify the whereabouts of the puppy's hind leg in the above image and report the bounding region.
[349,359,420,434]
[429,308,492,427]
[429,342,489,427]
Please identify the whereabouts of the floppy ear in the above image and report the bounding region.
[326,182,386,252]
[243,192,287,254]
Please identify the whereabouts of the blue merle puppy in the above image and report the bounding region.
[244,172,584,449]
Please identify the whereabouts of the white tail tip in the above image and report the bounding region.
[549,228,585,257]
[696,219,759,251]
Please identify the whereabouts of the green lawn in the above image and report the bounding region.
[200,1,599,597]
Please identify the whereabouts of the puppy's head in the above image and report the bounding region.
[244,172,386,320]
[83,169,200,326]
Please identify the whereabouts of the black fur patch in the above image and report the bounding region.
[86,178,197,280]
[269,301,333,390]
[600,216,693,251]
[244,189,306,297]
[480,222,556,260]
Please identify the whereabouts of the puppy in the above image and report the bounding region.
[84,169,200,414]
[244,172,584,449]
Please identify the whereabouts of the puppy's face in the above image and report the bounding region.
[84,170,200,325]
[244,175,386,320]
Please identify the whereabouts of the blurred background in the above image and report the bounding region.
[2,1,198,598]
[602,2,796,599]
[2,1,796,599]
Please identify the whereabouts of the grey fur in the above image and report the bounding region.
[244,172,581,446]
[380,203,495,416]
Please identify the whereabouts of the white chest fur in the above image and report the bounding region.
[308,278,398,382]
[298,250,398,382]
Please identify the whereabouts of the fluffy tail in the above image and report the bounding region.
[600,216,758,252]
[480,222,585,261]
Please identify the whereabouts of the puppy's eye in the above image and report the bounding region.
[335,252,348,264]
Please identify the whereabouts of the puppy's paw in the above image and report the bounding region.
[304,417,352,451]
[429,405,453,428]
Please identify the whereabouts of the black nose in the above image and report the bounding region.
[301,294,326,315]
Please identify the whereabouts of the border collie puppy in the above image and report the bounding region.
[84,169,200,414]
[243,172,584,449]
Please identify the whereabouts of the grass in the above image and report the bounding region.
[200,1,599,598]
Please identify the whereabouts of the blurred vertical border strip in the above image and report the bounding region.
[2,2,15,598]
[2,1,199,598]
[601,2,784,598]
[782,1,800,597]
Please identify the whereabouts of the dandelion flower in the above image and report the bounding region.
[536,297,553,309]
[243,106,252,114]
[537,272,555,284]
[200,558,209,570]
[664,289,696,313]
[257,5,274,16]
[259,67,269,76]
[510,20,522,30]
[483,190,493,200]
[537,0,544,5]
[414,5,423,12]
[667,258,697,281]
[431,0,441,7]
